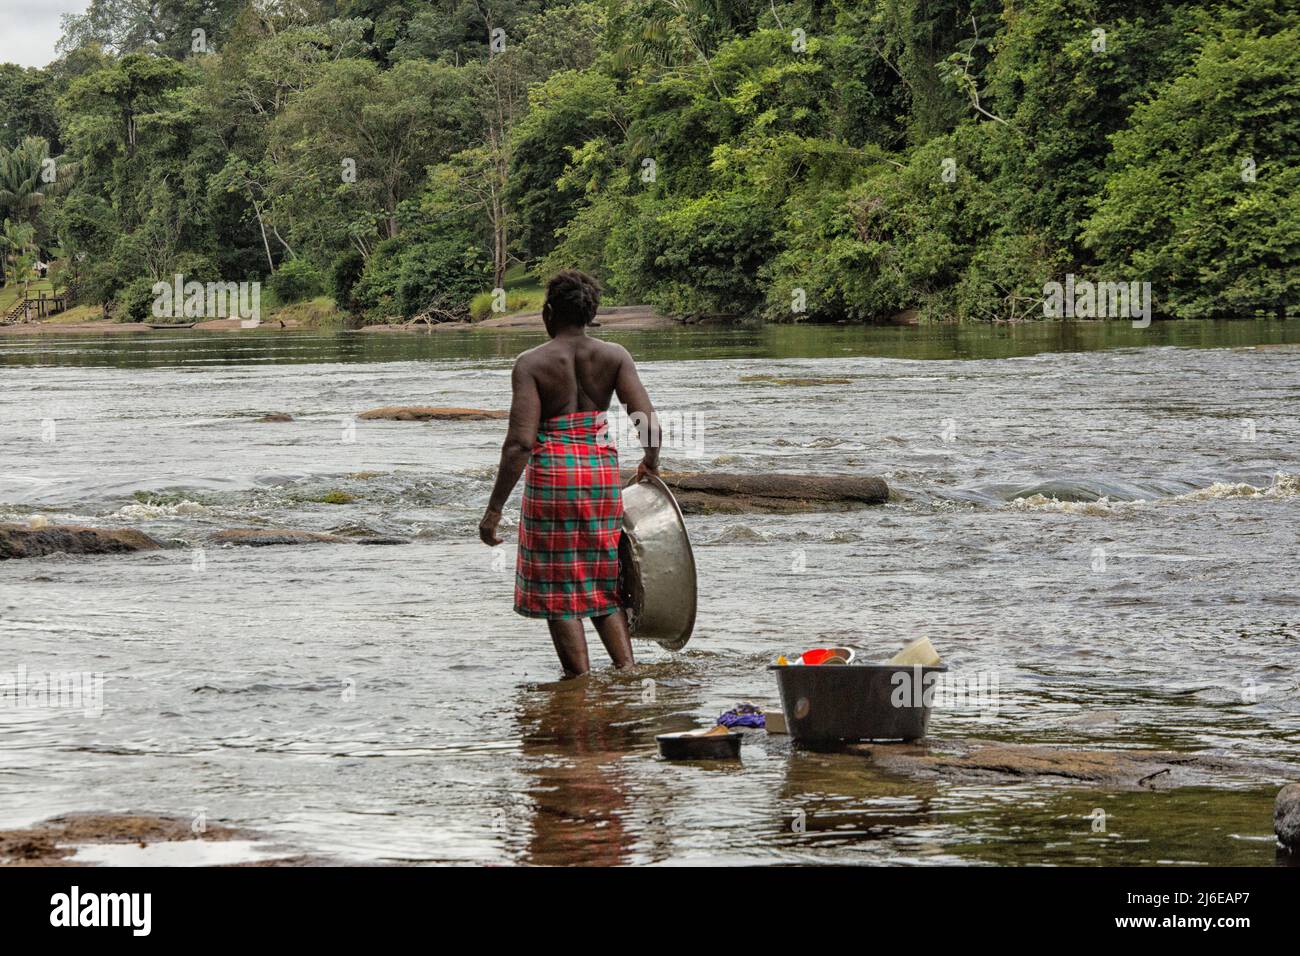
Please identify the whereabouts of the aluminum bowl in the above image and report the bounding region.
[619,474,697,650]
[655,730,741,760]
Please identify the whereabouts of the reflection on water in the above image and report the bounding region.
[2,317,1300,369]
[516,678,653,866]
[0,320,1297,865]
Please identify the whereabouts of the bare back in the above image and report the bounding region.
[495,329,656,471]
[519,335,627,420]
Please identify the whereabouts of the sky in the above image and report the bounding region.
[0,0,90,68]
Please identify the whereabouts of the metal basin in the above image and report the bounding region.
[769,663,948,747]
[655,730,741,760]
[619,474,697,650]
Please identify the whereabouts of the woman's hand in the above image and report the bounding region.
[479,507,504,546]
[635,459,659,482]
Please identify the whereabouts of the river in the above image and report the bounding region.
[2,320,1298,865]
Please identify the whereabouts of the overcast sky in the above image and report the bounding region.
[0,0,90,68]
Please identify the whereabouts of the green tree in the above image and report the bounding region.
[1083,28,1300,319]
[0,137,54,225]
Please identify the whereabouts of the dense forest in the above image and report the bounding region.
[0,0,1296,324]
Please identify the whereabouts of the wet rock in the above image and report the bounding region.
[845,738,1273,789]
[651,472,889,514]
[739,374,854,386]
[1275,783,1300,852]
[210,528,349,547]
[0,813,246,866]
[0,813,320,867]
[357,406,507,421]
[256,412,293,422]
[0,523,164,560]
[209,528,409,547]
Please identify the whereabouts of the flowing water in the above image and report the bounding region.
[1,320,1298,865]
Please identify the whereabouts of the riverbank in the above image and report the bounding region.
[0,301,690,335]
[359,304,690,333]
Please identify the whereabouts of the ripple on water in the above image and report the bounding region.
[1,328,1298,863]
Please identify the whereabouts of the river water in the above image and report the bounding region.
[1,321,1298,865]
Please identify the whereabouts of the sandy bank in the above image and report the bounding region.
[0,814,313,867]
[359,304,694,333]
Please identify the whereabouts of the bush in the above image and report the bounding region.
[350,240,403,321]
[626,191,780,318]
[267,258,324,304]
[395,235,490,319]
[329,251,366,312]
[112,276,161,323]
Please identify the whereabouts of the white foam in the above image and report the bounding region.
[115,499,209,519]
[1005,473,1299,514]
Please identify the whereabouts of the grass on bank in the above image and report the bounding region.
[0,278,56,314]
[469,264,544,321]
[266,295,347,327]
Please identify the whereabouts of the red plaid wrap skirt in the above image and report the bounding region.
[514,410,624,620]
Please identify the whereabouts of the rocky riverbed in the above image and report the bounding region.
[2,322,1298,865]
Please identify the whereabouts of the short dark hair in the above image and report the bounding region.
[544,269,601,327]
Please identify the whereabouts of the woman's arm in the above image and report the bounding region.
[480,362,541,545]
[613,346,660,477]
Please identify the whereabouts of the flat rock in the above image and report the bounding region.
[256,412,293,422]
[652,472,889,514]
[0,813,315,867]
[0,523,164,560]
[845,738,1273,789]
[357,406,507,421]
[739,374,854,386]
[209,528,348,547]
[1276,783,1300,851]
[209,528,409,547]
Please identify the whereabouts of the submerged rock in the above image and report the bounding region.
[210,529,348,547]
[256,412,293,422]
[208,528,409,547]
[652,472,889,514]
[1276,783,1300,852]
[0,813,312,867]
[357,406,507,421]
[0,523,164,560]
[739,374,854,386]
[845,738,1275,789]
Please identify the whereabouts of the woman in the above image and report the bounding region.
[479,270,660,676]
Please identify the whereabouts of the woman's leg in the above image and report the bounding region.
[547,619,590,677]
[591,609,635,669]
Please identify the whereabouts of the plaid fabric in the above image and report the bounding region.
[514,410,624,620]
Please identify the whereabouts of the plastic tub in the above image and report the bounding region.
[769,663,948,746]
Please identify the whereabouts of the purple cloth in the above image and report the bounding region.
[717,703,765,729]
